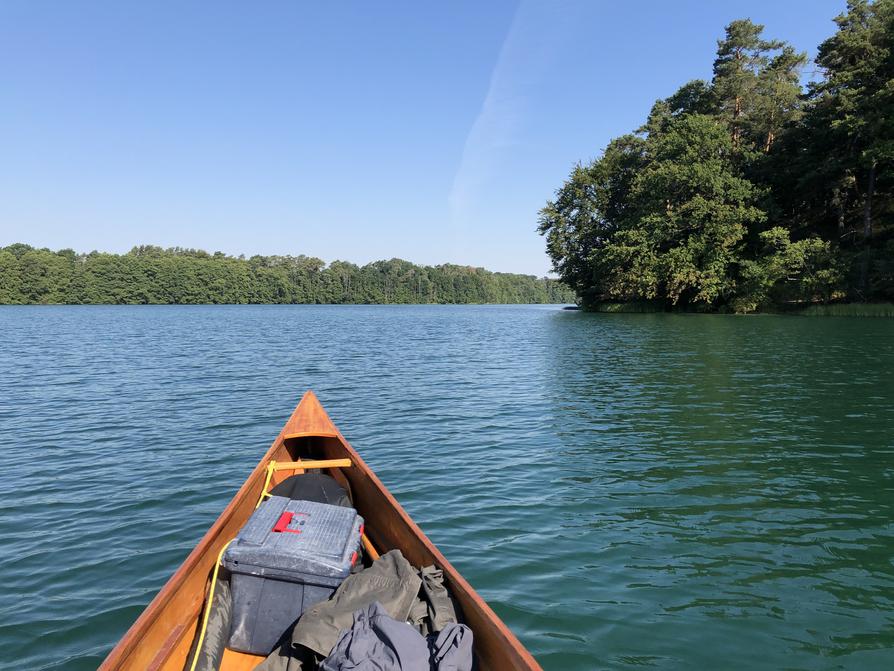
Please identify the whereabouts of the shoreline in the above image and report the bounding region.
[575,302,894,317]
[0,301,574,308]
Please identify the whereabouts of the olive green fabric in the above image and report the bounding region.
[256,550,419,671]
[293,549,421,656]
[408,565,457,635]
[255,549,460,671]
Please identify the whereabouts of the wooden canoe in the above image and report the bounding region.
[99,391,542,671]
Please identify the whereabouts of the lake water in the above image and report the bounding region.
[1,305,893,670]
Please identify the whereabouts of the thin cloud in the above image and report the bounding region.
[448,1,580,242]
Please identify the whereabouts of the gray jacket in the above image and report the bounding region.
[319,601,473,671]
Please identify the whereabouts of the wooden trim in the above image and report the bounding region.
[271,458,352,470]
[145,622,188,671]
[361,533,380,561]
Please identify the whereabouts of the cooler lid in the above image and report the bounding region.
[224,496,363,578]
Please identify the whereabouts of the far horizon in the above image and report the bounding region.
[0,1,843,275]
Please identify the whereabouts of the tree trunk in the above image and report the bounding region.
[732,96,742,149]
[730,96,742,150]
[863,160,876,241]
[764,106,776,153]
[832,185,845,235]
[731,47,743,149]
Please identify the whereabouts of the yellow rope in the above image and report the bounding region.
[187,538,235,671]
[256,461,277,508]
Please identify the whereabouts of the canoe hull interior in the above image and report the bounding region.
[98,391,542,671]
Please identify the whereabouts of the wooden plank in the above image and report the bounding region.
[361,533,380,561]
[159,617,202,671]
[271,458,352,470]
[145,622,187,671]
[220,648,266,671]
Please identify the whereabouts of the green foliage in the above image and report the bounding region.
[735,228,844,312]
[714,20,776,145]
[0,244,574,305]
[541,3,893,313]
[0,251,23,304]
[633,114,766,305]
[540,114,766,310]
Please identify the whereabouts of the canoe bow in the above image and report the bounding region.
[98,390,541,671]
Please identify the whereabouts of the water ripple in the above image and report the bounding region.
[1,305,893,670]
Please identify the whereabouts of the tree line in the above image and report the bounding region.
[539,0,892,312]
[0,243,573,305]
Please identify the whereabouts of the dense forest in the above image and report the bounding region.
[539,0,893,312]
[0,243,573,305]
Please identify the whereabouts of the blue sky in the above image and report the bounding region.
[0,0,845,275]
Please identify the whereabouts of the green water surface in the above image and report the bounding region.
[0,305,892,670]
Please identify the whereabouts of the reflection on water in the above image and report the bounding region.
[542,313,894,669]
[0,306,892,670]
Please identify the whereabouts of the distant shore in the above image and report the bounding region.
[579,302,894,317]
[0,243,574,306]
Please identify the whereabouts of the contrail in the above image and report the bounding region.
[448,0,580,260]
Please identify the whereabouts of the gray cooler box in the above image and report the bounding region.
[222,495,364,655]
